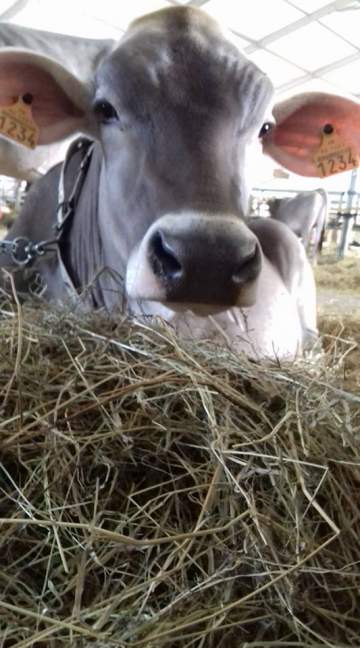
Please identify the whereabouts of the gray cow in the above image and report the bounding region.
[0,23,114,180]
[0,7,358,359]
[267,189,328,262]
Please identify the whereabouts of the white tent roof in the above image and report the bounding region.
[0,0,359,191]
[2,0,359,101]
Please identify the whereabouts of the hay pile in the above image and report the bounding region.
[315,253,360,391]
[315,256,360,292]
[0,299,360,647]
[318,314,360,392]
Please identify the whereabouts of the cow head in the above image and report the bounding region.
[0,7,359,315]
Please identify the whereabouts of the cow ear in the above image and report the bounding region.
[261,92,360,177]
[0,49,96,145]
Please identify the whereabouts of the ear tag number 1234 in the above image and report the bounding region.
[0,96,39,149]
[313,127,359,178]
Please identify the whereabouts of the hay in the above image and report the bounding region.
[316,252,360,392]
[315,256,360,292]
[318,314,360,392]
[0,298,360,647]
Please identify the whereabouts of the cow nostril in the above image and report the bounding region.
[150,231,183,280]
[232,244,261,285]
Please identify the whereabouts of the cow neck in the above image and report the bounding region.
[58,140,109,309]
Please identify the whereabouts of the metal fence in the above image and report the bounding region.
[251,187,360,231]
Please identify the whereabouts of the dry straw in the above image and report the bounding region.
[0,295,359,647]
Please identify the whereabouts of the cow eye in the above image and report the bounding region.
[258,122,274,138]
[94,100,119,124]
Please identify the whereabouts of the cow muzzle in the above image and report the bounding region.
[125,212,262,312]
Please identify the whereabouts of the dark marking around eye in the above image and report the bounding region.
[93,100,119,124]
[259,122,274,138]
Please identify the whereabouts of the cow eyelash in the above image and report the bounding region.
[93,100,119,124]
[258,122,274,138]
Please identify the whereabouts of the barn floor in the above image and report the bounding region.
[317,288,360,314]
[315,253,360,392]
[316,253,360,316]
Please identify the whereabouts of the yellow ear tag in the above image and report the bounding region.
[0,95,39,149]
[313,126,359,178]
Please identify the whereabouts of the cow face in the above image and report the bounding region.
[92,8,273,311]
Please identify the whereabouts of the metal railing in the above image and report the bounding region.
[251,187,360,228]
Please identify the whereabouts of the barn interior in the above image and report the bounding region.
[0,1,360,647]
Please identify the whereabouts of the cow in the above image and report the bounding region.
[0,7,359,359]
[267,188,328,262]
[0,23,114,180]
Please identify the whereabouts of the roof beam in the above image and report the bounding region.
[0,0,28,21]
[275,50,360,94]
[187,0,211,7]
[244,1,353,54]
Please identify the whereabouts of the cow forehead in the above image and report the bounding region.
[95,6,273,126]
[129,5,222,37]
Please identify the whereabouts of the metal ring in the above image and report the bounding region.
[32,242,45,256]
[11,237,32,266]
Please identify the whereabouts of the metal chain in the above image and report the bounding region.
[0,236,60,266]
[0,138,94,268]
